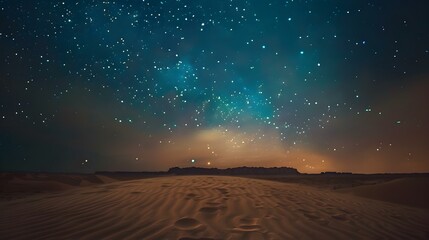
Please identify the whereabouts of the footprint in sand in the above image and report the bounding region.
[232,217,262,232]
[199,207,219,214]
[174,218,203,231]
[199,200,227,214]
[185,193,198,200]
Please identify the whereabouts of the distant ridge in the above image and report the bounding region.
[321,171,353,175]
[95,166,300,177]
[168,166,300,175]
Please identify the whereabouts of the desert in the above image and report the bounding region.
[3,0,429,239]
[1,171,428,239]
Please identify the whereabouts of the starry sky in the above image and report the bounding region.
[1,0,429,173]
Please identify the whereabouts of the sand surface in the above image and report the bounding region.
[0,173,118,200]
[337,177,429,209]
[1,176,429,239]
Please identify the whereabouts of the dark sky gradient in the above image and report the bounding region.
[1,0,429,173]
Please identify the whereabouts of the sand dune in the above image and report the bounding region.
[1,176,428,239]
[1,173,117,191]
[0,173,118,200]
[338,177,429,209]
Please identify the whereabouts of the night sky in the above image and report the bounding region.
[1,0,429,173]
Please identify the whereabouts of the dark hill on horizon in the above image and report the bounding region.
[95,166,300,177]
[167,166,300,175]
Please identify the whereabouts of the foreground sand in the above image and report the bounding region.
[1,176,428,239]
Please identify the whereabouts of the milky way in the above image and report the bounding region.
[1,1,429,173]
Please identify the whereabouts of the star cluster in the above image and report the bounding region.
[1,0,429,173]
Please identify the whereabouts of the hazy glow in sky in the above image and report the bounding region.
[1,1,428,173]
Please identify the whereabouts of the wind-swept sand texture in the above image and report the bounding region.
[1,176,428,239]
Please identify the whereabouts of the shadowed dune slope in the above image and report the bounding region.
[1,176,428,240]
[338,177,429,209]
[0,173,117,195]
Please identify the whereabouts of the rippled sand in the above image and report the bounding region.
[1,176,428,239]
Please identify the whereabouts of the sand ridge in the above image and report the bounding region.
[1,176,428,239]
